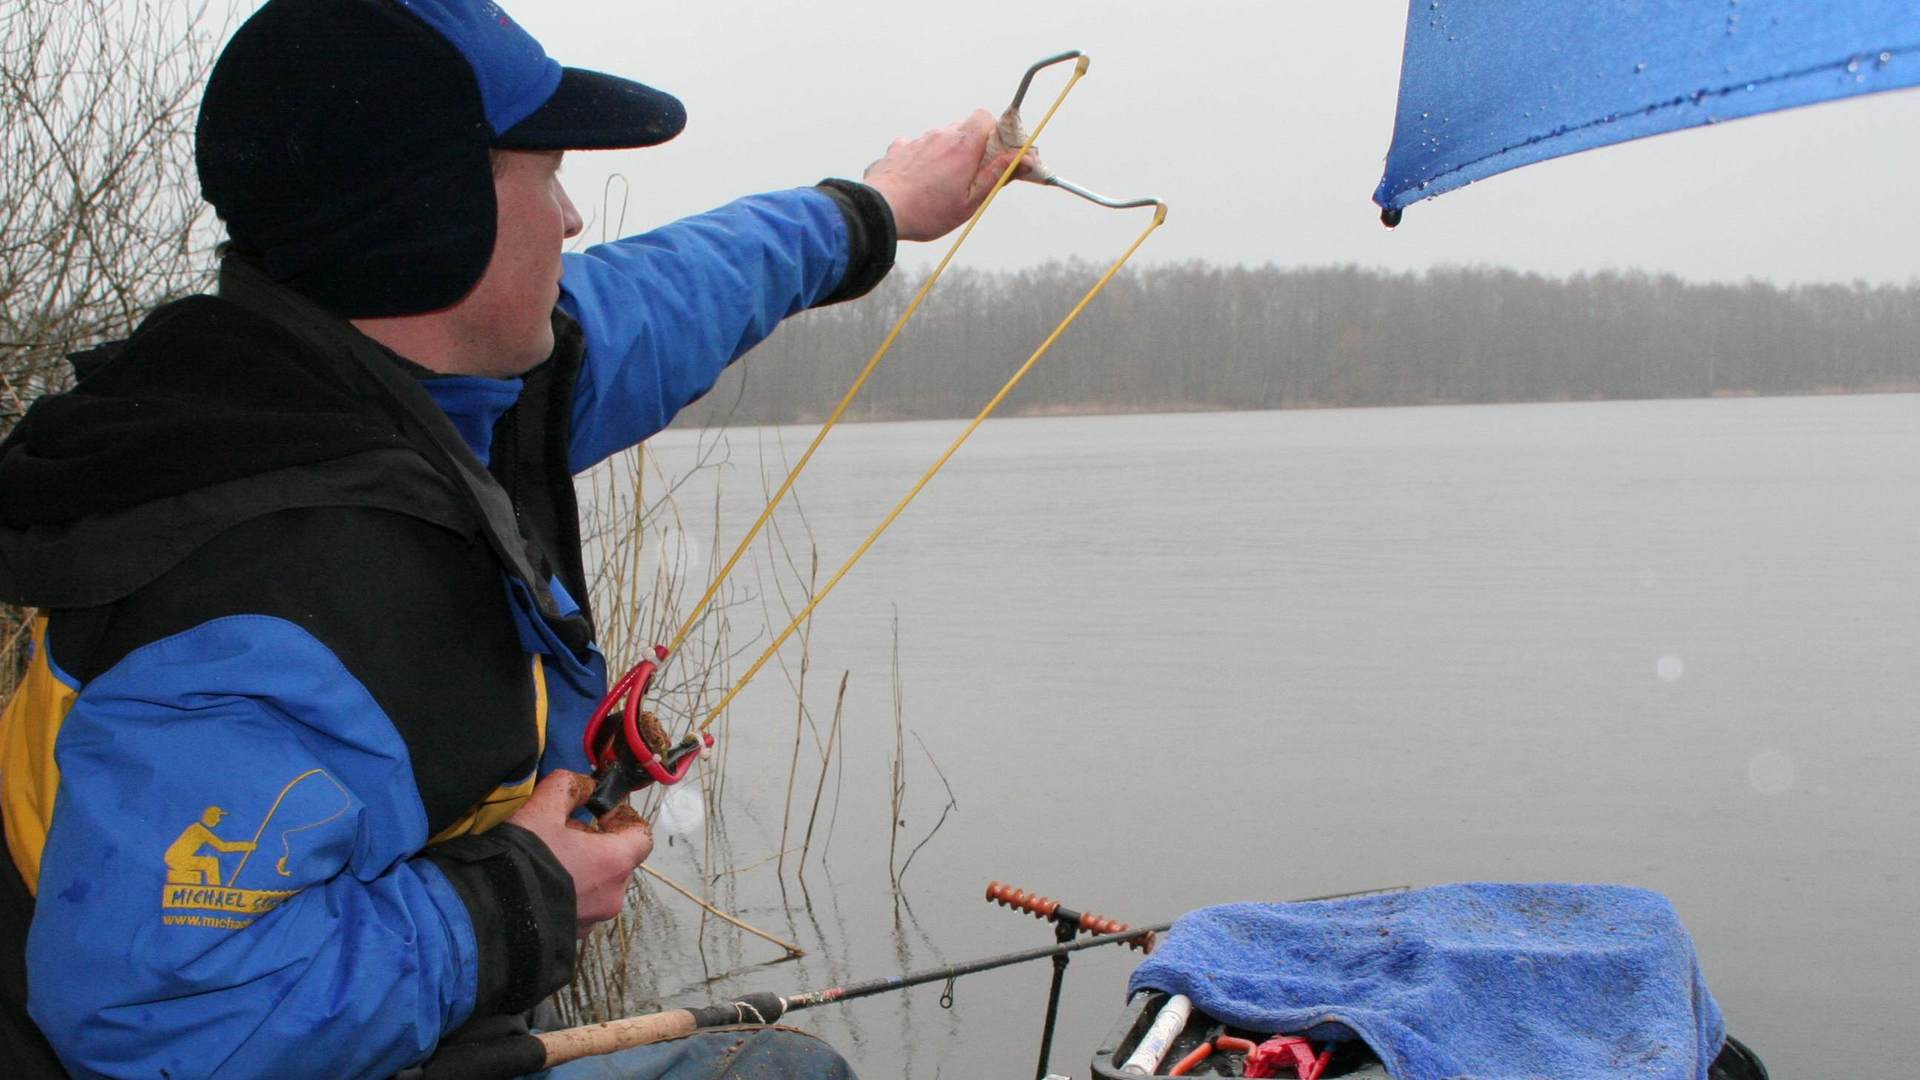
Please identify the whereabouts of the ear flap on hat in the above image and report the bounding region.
[196,0,499,317]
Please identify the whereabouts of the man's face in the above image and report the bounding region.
[449,149,583,377]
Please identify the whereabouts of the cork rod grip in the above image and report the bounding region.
[538,1009,700,1066]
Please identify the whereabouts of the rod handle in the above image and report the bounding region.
[537,1010,699,1066]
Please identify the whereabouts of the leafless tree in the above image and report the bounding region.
[0,0,218,435]
[0,0,218,692]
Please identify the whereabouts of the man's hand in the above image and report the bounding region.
[507,770,654,938]
[863,108,1035,242]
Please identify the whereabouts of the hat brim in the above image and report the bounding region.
[494,68,686,151]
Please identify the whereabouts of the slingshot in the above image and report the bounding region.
[993,52,1162,211]
[584,51,1167,811]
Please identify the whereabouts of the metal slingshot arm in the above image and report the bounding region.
[1046,176,1162,210]
[1008,51,1085,114]
[999,51,1160,210]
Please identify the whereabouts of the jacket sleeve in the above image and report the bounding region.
[557,182,896,474]
[25,615,572,1080]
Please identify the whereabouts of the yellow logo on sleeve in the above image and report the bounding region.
[159,771,350,929]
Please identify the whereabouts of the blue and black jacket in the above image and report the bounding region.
[0,182,894,1079]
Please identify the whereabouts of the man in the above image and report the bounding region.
[0,0,1026,1076]
[163,807,258,887]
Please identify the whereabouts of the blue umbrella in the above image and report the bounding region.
[1375,0,1920,226]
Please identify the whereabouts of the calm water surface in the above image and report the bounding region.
[596,394,1916,1078]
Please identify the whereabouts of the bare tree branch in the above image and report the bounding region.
[0,0,222,674]
[0,0,219,435]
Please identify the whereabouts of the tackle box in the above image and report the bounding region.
[1086,991,1770,1079]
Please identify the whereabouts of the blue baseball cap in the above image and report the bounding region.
[197,0,686,317]
[396,0,685,151]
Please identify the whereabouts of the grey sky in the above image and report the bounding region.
[191,2,1920,285]
[498,0,1919,287]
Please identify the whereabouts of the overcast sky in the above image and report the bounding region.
[387,2,1920,285]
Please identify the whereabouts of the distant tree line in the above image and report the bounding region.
[677,262,1920,427]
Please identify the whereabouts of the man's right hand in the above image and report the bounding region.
[862,108,1037,242]
[507,769,654,938]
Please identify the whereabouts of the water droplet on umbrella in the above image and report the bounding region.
[1878,51,1893,67]
[1846,56,1862,73]
[1634,61,1648,73]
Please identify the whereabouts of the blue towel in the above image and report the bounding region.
[1128,883,1724,1080]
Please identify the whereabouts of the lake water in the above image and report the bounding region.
[593,393,1916,1078]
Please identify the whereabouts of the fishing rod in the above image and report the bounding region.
[406,920,1172,1080]
[406,884,1407,1080]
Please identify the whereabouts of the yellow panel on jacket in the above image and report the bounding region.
[1,617,78,897]
[428,655,549,844]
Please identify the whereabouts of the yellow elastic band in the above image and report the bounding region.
[664,59,1092,659]
[700,201,1167,730]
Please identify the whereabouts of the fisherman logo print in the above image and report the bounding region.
[159,769,352,930]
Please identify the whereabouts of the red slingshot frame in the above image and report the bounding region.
[581,645,713,789]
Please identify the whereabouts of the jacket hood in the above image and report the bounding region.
[0,260,591,659]
[0,296,410,530]
[0,279,457,609]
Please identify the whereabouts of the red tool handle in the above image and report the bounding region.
[582,645,710,789]
[582,645,668,769]
[1167,1042,1213,1077]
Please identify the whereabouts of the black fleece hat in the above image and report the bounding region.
[196,0,686,318]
